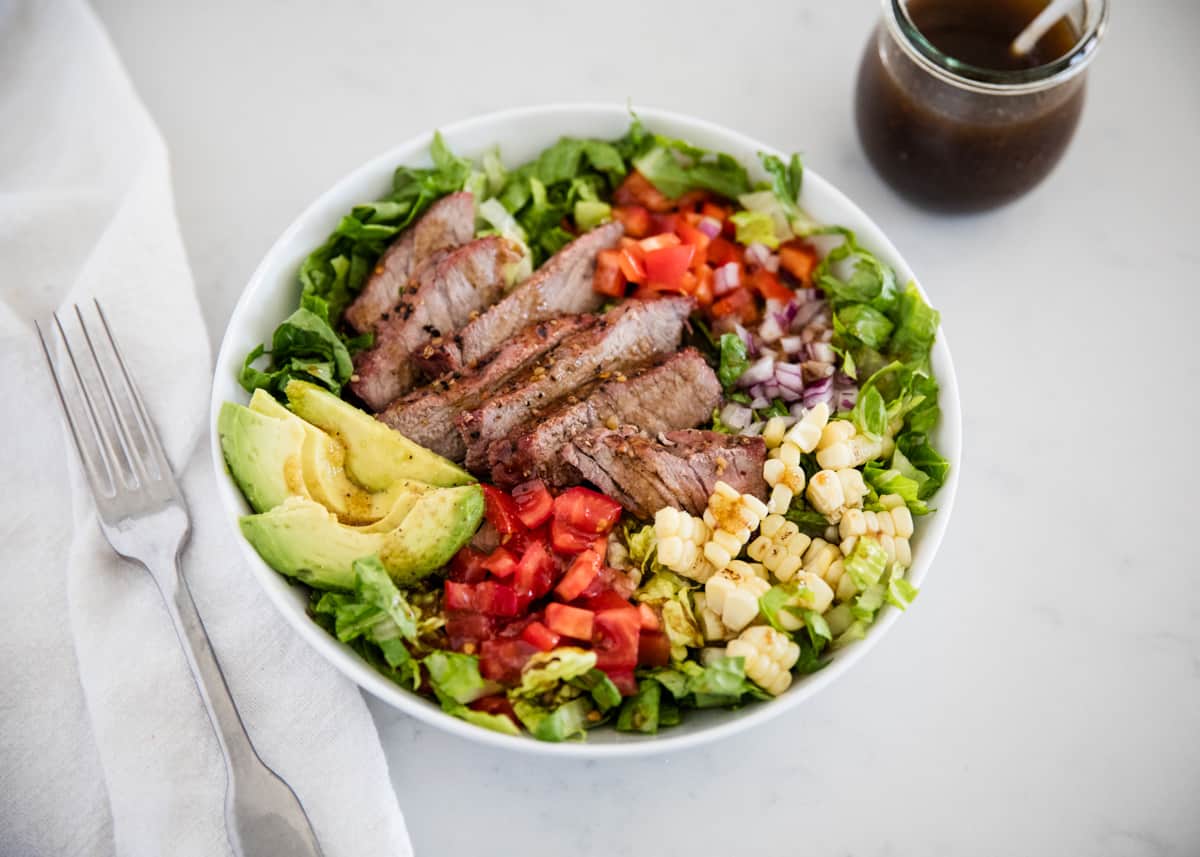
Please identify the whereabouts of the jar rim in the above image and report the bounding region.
[884,0,1108,94]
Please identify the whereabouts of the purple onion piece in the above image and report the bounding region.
[780,335,804,355]
[758,313,784,343]
[749,396,770,410]
[697,217,722,239]
[738,355,776,387]
[802,375,834,408]
[720,402,753,430]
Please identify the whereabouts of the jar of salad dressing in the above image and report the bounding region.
[855,0,1108,212]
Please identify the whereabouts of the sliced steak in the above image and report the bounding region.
[375,315,596,461]
[562,427,768,519]
[489,348,722,488]
[457,296,694,472]
[432,221,624,373]
[343,192,475,333]
[350,236,520,411]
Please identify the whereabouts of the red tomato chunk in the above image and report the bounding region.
[592,607,640,672]
[545,603,595,640]
[510,479,554,529]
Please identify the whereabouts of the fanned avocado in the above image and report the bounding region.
[247,389,423,524]
[239,484,484,589]
[285,380,474,492]
[218,402,309,513]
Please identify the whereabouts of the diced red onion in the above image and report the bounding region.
[720,402,753,430]
[697,217,722,239]
[745,242,779,273]
[738,355,776,387]
[789,402,808,418]
[775,363,806,393]
[802,376,833,408]
[758,313,784,343]
[819,328,834,343]
[749,396,770,410]
[714,262,741,296]
[808,342,836,363]
[779,335,804,356]
[837,389,858,411]
[792,301,826,329]
[745,421,765,436]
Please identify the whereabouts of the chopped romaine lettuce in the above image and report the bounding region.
[758,152,804,220]
[844,537,889,592]
[636,569,703,659]
[513,697,593,742]
[513,648,597,698]
[717,332,750,391]
[633,141,752,200]
[730,209,782,250]
[239,308,353,398]
[616,679,662,733]
[423,650,490,705]
[573,199,612,231]
[836,304,895,349]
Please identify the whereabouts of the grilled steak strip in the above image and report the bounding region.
[430,221,624,374]
[489,348,722,488]
[350,236,519,411]
[562,427,768,519]
[375,315,596,461]
[457,296,694,472]
[342,192,475,333]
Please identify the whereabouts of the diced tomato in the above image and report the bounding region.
[648,213,680,235]
[481,486,524,535]
[701,201,730,221]
[447,546,489,583]
[778,240,819,287]
[708,236,744,267]
[675,189,711,212]
[513,540,556,604]
[552,487,624,546]
[481,546,517,578]
[592,607,641,671]
[545,603,595,640]
[638,232,682,253]
[473,581,520,617]
[502,522,546,557]
[612,204,652,238]
[444,580,476,611]
[617,246,647,284]
[637,603,661,631]
[675,221,711,259]
[637,630,672,667]
[750,268,793,303]
[445,611,495,650]
[644,244,695,291]
[606,669,639,696]
[479,638,538,685]
[582,588,633,613]
[592,249,626,298]
[520,620,561,652]
[710,286,757,322]
[693,265,715,308]
[510,479,554,529]
[469,694,518,725]
[555,549,602,602]
[613,171,673,213]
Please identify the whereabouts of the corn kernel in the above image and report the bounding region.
[763,458,785,486]
[784,532,812,556]
[840,536,858,556]
[840,508,868,539]
[776,443,801,467]
[837,469,868,508]
[817,420,855,450]
[775,555,803,582]
[824,558,845,588]
[655,506,680,535]
[710,529,742,556]
[799,571,835,613]
[762,416,788,449]
[879,493,905,510]
[703,542,732,570]
[891,507,914,539]
[878,533,896,563]
[741,494,769,520]
[768,484,792,514]
[747,536,771,562]
[836,573,858,602]
[863,511,879,533]
[658,536,683,567]
[816,442,854,470]
[760,514,786,538]
[806,470,846,519]
[877,509,895,536]
[895,536,912,567]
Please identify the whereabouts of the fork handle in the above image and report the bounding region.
[155,551,323,857]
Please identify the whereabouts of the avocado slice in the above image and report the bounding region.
[239,484,483,589]
[248,389,420,524]
[218,402,310,513]
[285,380,474,492]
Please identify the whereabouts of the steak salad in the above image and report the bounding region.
[220,118,948,742]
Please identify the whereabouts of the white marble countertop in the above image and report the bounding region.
[92,0,1200,853]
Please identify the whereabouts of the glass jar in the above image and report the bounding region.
[855,0,1108,212]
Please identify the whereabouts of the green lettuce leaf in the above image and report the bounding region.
[636,570,702,659]
[844,536,889,592]
[717,333,750,391]
[759,152,804,219]
[513,648,597,699]
[730,210,781,249]
[890,281,940,367]
[616,679,662,733]
[783,499,832,537]
[633,142,752,200]
[512,697,593,742]
[570,669,623,712]
[423,651,489,705]
[836,304,895,349]
[863,462,930,515]
[897,432,950,497]
[238,308,353,398]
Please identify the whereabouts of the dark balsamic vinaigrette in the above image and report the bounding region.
[856,0,1085,212]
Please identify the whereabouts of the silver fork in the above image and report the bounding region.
[38,301,323,857]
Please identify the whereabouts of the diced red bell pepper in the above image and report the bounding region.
[750,268,794,303]
[693,266,715,308]
[481,485,524,535]
[638,232,682,253]
[707,236,744,267]
[648,213,680,235]
[513,540,556,604]
[545,603,595,640]
[613,171,674,213]
[637,603,661,631]
[479,638,538,685]
[701,201,730,221]
[447,546,489,583]
[675,189,711,212]
[473,581,520,617]
[481,546,517,579]
[606,669,639,697]
[778,240,819,287]
[592,607,641,671]
[520,620,561,653]
[675,221,711,262]
[612,204,652,238]
[710,286,756,322]
[510,478,554,529]
[593,249,626,298]
[637,630,672,667]
[644,244,695,292]
[555,549,602,602]
[617,245,647,284]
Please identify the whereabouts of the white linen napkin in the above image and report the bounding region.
[0,2,413,855]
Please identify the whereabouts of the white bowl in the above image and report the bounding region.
[209,103,962,757]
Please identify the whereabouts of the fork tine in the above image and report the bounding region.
[36,319,114,498]
[75,304,155,486]
[93,299,172,482]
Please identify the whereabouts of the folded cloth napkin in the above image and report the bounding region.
[0,2,413,855]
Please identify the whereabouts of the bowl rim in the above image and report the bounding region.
[209,102,962,758]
